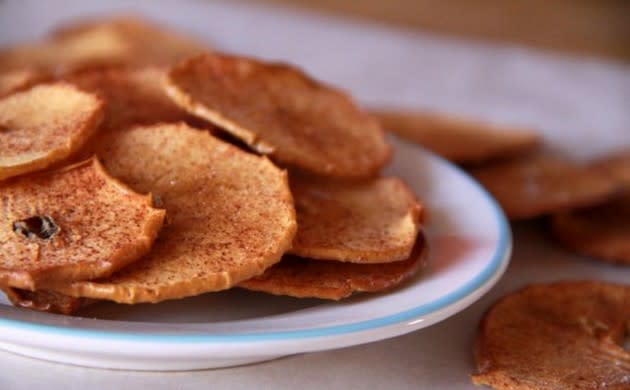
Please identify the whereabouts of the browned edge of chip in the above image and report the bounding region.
[1,285,91,315]
[239,231,427,300]
[163,64,262,147]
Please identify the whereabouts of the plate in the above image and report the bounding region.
[0,135,511,370]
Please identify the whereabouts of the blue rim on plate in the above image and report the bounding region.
[0,157,511,344]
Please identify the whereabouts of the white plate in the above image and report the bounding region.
[0,135,511,370]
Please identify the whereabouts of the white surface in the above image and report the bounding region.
[0,136,511,370]
[0,0,629,388]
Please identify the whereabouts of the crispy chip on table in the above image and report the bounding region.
[472,281,630,390]
[469,154,618,220]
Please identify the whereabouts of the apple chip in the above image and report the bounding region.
[469,155,617,220]
[54,123,297,304]
[552,194,630,265]
[0,158,165,290]
[291,174,422,263]
[239,233,426,300]
[165,53,391,178]
[65,67,192,133]
[373,110,540,164]
[473,281,630,390]
[0,82,104,181]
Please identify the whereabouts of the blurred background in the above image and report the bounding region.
[250,0,630,62]
[0,0,628,158]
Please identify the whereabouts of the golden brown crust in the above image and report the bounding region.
[373,110,541,164]
[53,123,297,304]
[2,285,89,315]
[468,154,618,220]
[0,82,104,181]
[165,53,391,178]
[290,174,422,262]
[552,194,630,265]
[472,281,630,390]
[239,233,426,300]
[0,158,166,290]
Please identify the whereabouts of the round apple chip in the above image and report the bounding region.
[291,174,423,263]
[373,110,541,165]
[54,123,297,304]
[472,281,630,390]
[552,194,630,265]
[0,82,104,181]
[165,53,391,178]
[0,158,165,290]
[468,154,617,220]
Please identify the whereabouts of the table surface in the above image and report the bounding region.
[0,1,629,389]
